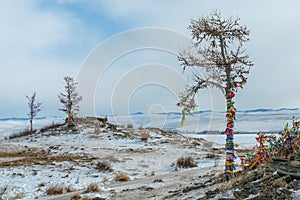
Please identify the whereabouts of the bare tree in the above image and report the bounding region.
[178,10,253,179]
[58,76,82,126]
[26,92,42,131]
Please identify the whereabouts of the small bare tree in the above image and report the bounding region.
[58,76,82,127]
[26,92,42,131]
[178,10,253,179]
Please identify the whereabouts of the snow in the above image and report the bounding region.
[1,108,300,199]
[109,108,300,133]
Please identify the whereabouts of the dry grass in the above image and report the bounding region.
[9,193,25,200]
[40,122,65,132]
[206,153,216,159]
[176,156,197,169]
[0,185,7,195]
[65,185,73,193]
[86,182,99,193]
[38,182,47,187]
[71,193,81,200]
[96,161,113,172]
[46,185,64,195]
[103,176,109,182]
[8,129,36,139]
[115,172,130,182]
[154,178,163,183]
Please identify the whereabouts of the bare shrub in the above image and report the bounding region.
[46,185,64,195]
[176,156,197,168]
[96,161,113,172]
[141,130,149,142]
[127,123,133,128]
[86,182,99,193]
[115,172,130,182]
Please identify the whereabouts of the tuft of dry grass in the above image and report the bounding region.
[115,172,130,182]
[38,182,47,187]
[46,185,64,195]
[176,156,197,169]
[86,182,99,193]
[206,153,216,159]
[0,185,8,195]
[103,176,109,182]
[71,193,81,200]
[9,193,25,200]
[32,170,38,176]
[65,185,73,193]
[154,178,163,183]
[8,129,36,139]
[81,196,89,200]
[96,161,113,172]
[151,171,155,176]
[127,123,133,128]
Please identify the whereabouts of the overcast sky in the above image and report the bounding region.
[1,0,300,118]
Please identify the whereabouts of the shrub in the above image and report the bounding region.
[96,161,113,172]
[176,156,197,168]
[115,172,130,182]
[86,182,99,193]
[141,130,149,142]
[46,185,64,195]
[127,123,133,128]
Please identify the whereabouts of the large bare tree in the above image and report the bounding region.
[58,76,82,127]
[178,10,253,179]
[26,92,42,131]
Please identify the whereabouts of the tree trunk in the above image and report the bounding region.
[224,90,236,180]
[30,119,33,132]
[67,111,74,127]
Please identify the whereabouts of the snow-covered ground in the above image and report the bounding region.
[1,108,300,199]
[0,118,230,199]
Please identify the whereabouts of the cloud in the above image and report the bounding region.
[1,0,300,118]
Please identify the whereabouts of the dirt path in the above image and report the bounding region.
[41,166,222,200]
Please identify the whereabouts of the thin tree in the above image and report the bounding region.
[178,10,253,179]
[58,76,82,127]
[26,92,42,132]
